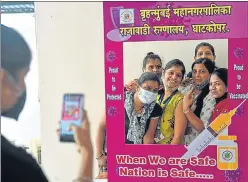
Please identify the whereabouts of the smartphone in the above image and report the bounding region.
[60,93,84,142]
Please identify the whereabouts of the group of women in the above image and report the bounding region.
[95,42,228,178]
[1,24,229,181]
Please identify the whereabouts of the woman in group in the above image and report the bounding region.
[125,72,162,144]
[208,68,228,122]
[95,52,163,173]
[95,72,162,177]
[154,59,187,145]
[180,58,217,145]
[183,68,228,135]
[125,52,164,92]
[186,42,216,78]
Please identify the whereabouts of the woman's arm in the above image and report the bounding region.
[124,79,139,93]
[95,112,106,158]
[184,108,205,132]
[183,88,205,132]
[76,151,93,182]
[71,111,93,182]
[95,112,107,169]
[143,117,159,144]
[171,100,187,145]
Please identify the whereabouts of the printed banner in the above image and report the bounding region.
[103,2,248,182]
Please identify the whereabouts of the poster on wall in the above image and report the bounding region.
[103,2,248,182]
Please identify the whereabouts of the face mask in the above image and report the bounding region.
[195,80,209,90]
[1,89,26,120]
[138,87,158,104]
[3,69,21,93]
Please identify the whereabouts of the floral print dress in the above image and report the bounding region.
[179,83,216,145]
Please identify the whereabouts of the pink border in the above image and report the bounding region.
[104,2,248,182]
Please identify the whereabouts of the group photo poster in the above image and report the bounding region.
[103,2,248,182]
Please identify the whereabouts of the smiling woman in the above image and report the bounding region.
[155,59,187,145]
[181,58,217,145]
[209,68,228,123]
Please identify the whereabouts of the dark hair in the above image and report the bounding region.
[191,58,217,118]
[211,68,228,87]
[195,42,216,57]
[138,72,161,86]
[142,52,162,69]
[191,58,217,74]
[187,72,192,78]
[164,59,186,78]
[1,24,32,78]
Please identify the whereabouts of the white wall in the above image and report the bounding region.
[35,2,104,181]
[124,39,228,83]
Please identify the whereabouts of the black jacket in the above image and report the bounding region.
[1,135,48,182]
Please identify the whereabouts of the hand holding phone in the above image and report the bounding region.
[60,93,84,142]
[69,111,93,153]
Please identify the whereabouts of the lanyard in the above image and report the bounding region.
[145,104,149,121]
[159,89,178,112]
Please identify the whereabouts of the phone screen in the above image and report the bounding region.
[60,94,84,142]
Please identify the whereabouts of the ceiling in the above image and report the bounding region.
[1,2,34,14]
